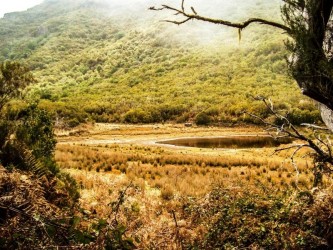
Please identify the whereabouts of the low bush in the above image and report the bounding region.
[184,186,333,249]
[195,112,211,125]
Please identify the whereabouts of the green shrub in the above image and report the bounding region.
[186,187,333,249]
[67,118,80,127]
[286,108,321,125]
[123,108,152,123]
[195,112,211,125]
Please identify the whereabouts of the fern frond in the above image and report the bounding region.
[17,143,51,178]
[2,140,51,178]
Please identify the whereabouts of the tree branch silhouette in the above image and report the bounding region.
[149,3,291,33]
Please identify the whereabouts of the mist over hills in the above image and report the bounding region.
[0,0,320,126]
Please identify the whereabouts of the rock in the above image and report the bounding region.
[320,104,333,131]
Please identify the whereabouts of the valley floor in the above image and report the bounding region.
[54,123,331,249]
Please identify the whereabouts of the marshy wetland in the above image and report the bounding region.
[53,123,332,248]
[56,123,323,196]
[56,123,314,197]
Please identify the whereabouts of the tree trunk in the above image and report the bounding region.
[289,0,333,128]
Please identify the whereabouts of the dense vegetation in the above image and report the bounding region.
[0,0,321,127]
[0,61,136,249]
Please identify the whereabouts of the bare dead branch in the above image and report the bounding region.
[172,210,178,228]
[149,6,164,11]
[314,133,332,159]
[245,96,333,184]
[172,210,184,249]
[301,123,329,130]
[150,2,291,33]
[190,7,197,15]
[253,97,333,163]
[111,182,133,225]
[291,145,304,190]
[163,17,191,25]
[273,144,309,155]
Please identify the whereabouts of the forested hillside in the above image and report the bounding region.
[0,0,321,126]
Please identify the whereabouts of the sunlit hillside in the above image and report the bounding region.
[0,0,320,126]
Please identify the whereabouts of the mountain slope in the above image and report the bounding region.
[0,0,321,126]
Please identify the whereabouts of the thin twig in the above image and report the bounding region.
[301,123,329,130]
[112,182,133,224]
[171,210,183,250]
[272,144,309,155]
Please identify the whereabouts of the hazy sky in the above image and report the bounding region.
[0,0,43,18]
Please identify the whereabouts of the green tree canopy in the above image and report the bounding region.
[0,61,34,112]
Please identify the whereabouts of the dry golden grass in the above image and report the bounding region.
[56,138,320,199]
[54,124,333,248]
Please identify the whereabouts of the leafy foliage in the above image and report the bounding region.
[15,104,57,163]
[0,61,34,111]
[195,112,211,125]
[182,185,333,249]
[0,103,58,174]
